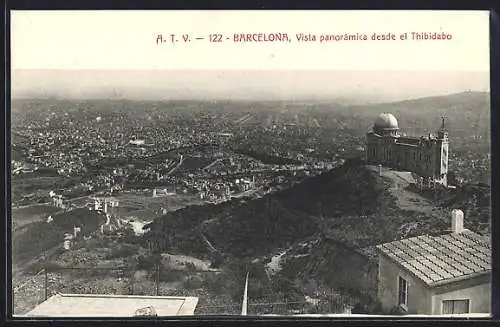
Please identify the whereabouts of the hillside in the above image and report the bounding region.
[349,91,490,121]
[139,156,491,300]
[427,183,491,234]
[275,158,394,217]
[143,157,490,258]
[12,209,106,265]
[341,92,490,144]
[280,237,379,296]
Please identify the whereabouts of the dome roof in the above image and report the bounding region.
[374,113,399,130]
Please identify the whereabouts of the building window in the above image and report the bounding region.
[442,299,470,314]
[398,276,408,309]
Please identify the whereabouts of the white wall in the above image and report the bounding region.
[432,282,491,314]
[378,254,491,315]
[377,255,432,314]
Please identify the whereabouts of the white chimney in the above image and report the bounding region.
[451,209,464,234]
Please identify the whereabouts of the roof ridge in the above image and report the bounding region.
[461,231,491,248]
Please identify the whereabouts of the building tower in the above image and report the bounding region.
[435,115,449,186]
[366,113,400,164]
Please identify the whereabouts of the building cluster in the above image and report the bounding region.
[198,177,256,202]
[12,105,352,207]
[91,197,120,214]
[11,160,38,175]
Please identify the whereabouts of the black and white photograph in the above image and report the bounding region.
[10,10,491,318]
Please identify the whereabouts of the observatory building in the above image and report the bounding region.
[366,113,449,187]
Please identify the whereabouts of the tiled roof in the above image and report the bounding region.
[24,294,199,317]
[376,230,491,287]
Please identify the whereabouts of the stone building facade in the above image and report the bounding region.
[366,113,449,186]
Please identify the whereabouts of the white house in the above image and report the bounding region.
[376,210,491,315]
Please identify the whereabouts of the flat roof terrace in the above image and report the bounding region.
[22,293,199,317]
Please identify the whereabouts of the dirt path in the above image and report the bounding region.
[160,253,214,271]
[12,202,52,209]
[382,169,435,213]
[200,232,221,254]
[266,249,288,276]
[165,156,186,176]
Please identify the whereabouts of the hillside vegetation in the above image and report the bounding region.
[141,157,490,297]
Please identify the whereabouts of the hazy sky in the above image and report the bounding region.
[11,10,490,102]
[11,70,490,102]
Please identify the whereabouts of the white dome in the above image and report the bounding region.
[374,113,399,130]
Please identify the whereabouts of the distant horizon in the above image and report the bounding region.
[10,90,490,105]
[11,70,490,104]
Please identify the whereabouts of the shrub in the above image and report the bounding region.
[136,254,158,271]
[202,272,239,298]
[106,245,136,259]
[185,262,197,272]
[158,268,184,283]
[351,299,384,314]
[210,256,224,269]
[183,276,203,290]
[26,260,64,274]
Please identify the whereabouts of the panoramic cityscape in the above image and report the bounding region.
[10,68,492,317]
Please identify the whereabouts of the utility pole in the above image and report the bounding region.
[44,268,48,301]
[241,272,249,316]
[155,263,160,296]
[130,267,135,295]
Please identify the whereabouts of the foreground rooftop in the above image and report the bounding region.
[376,230,491,287]
[23,293,198,317]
